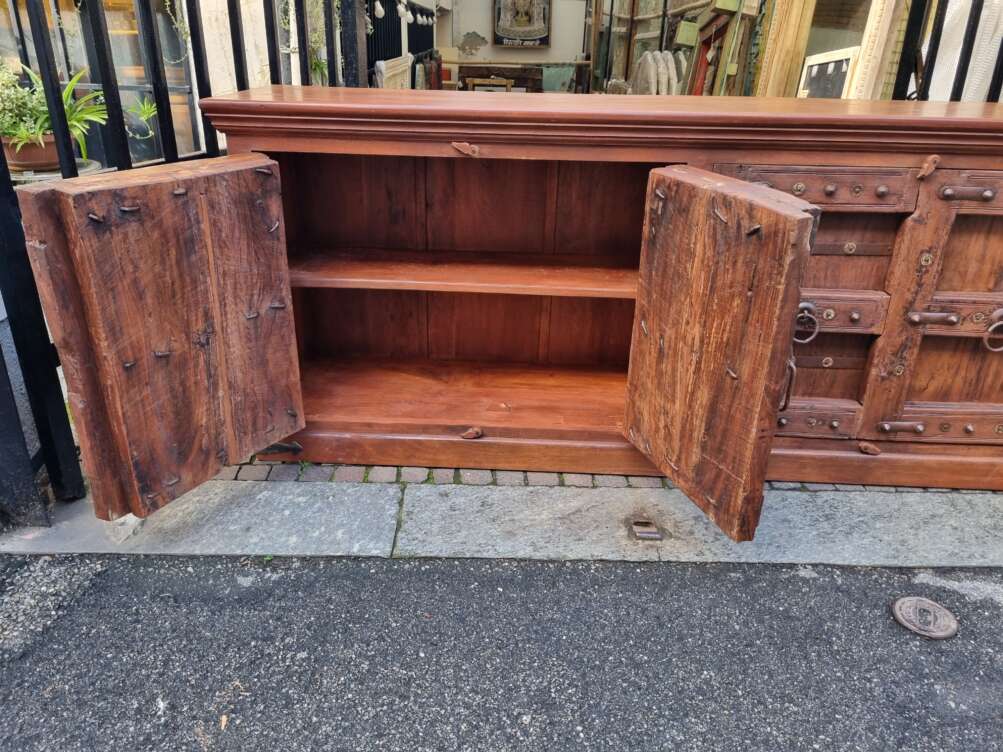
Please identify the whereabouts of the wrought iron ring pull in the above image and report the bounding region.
[794,301,820,344]
[984,309,1003,353]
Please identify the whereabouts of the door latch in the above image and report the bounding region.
[794,302,819,344]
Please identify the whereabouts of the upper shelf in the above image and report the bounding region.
[289,249,639,299]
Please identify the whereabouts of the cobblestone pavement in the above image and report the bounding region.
[218,458,996,495]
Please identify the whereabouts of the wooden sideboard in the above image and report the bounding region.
[19,87,1003,540]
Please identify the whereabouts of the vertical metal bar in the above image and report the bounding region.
[322,0,337,85]
[8,0,31,68]
[340,0,368,86]
[892,0,930,99]
[918,0,949,100]
[0,346,49,527]
[294,0,310,84]
[79,0,132,170]
[47,0,72,76]
[226,0,249,90]
[658,0,668,50]
[134,0,178,161]
[25,0,77,177]
[950,0,983,101]
[0,149,85,503]
[263,0,282,84]
[988,36,1003,102]
[184,0,219,156]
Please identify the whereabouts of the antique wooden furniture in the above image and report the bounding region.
[19,87,1003,541]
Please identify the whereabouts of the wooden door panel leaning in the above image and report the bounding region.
[625,166,818,541]
[18,154,303,520]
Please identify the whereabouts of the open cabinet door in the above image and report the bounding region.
[18,154,303,521]
[625,166,818,541]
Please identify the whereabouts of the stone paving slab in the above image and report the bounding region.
[397,485,1003,566]
[0,481,401,557]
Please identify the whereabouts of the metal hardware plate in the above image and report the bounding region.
[891,597,959,640]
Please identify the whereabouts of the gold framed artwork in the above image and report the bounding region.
[494,0,552,48]
[797,47,860,99]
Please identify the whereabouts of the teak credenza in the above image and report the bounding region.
[18,87,1003,540]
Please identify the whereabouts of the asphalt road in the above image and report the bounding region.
[1,555,1001,752]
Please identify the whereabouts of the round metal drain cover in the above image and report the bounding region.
[891,596,959,640]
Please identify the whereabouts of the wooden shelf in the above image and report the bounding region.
[289,249,639,299]
[300,357,629,434]
[283,358,652,474]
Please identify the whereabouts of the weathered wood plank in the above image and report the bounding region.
[625,165,817,541]
[18,154,303,519]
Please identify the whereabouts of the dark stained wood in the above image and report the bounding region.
[624,165,817,541]
[18,154,303,519]
[426,159,550,253]
[289,249,638,298]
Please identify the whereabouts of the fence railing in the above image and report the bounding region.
[0,0,999,525]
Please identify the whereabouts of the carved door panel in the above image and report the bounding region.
[859,170,1003,445]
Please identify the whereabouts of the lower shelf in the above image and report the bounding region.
[270,358,1003,489]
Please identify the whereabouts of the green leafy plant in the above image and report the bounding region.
[126,95,158,141]
[2,66,107,159]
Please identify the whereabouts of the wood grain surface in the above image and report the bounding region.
[18,154,303,519]
[625,165,818,541]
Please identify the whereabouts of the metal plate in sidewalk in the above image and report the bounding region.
[891,596,959,639]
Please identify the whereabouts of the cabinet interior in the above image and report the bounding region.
[275,153,660,446]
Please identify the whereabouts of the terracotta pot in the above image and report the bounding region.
[3,133,60,172]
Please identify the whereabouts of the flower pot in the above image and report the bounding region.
[3,133,60,172]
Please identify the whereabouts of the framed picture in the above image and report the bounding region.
[797,47,860,99]
[494,0,551,48]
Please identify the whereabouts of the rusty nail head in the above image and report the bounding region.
[843,241,857,255]
[973,311,986,323]
[891,596,958,640]
[821,357,834,368]
[920,253,934,267]
[654,187,666,200]
[851,183,863,195]
[823,184,837,196]
[939,422,951,432]
[996,424,1003,435]
[173,187,187,196]
[745,224,762,237]
[87,212,104,223]
[631,519,663,541]
[640,319,648,336]
[791,182,806,195]
[822,308,836,321]
[893,364,906,376]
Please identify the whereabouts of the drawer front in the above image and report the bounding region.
[721,165,918,212]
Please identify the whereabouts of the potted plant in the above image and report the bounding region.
[0,65,107,172]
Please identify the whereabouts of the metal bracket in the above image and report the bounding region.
[256,441,303,455]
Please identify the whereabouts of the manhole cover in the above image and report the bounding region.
[891,596,959,640]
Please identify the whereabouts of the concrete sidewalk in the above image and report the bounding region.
[1,468,1001,566]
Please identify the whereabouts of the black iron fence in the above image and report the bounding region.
[0,0,998,524]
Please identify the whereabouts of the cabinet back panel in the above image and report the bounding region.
[554,162,654,260]
[938,215,1003,292]
[426,159,552,253]
[284,154,427,251]
[297,289,633,367]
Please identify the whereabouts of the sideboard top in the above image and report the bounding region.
[201,86,1003,156]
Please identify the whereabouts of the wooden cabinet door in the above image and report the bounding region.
[18,154,303,521]
[624,165,818,541]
